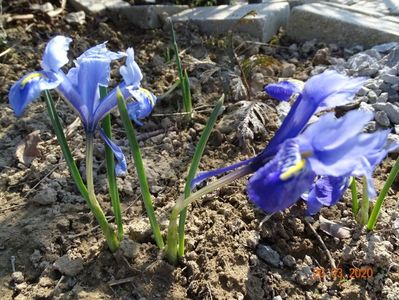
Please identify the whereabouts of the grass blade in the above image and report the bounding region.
[116,88,164,249]
[177,95,224,257]
[100,86,123,241]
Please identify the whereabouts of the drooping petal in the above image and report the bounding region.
[247,139,316,213]
[120,47,143,87]
[306,176,350,215]
[264,79,304,102]
[126,87,157,125]
[99,129,127,176]
[9,71,62,116]
[41,36,72,72]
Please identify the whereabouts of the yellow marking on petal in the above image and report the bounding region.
[287,78,305,89]
[20,73,43,88]
[280,159,306,181]
[139,87,155,107]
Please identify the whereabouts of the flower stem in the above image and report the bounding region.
[86,134,120,252]
[360,176,369,226]
[100,86,123,241]
[367,156,399,230]
[350,177,359,215]
[165,165,252,264]
[116,88,164,249]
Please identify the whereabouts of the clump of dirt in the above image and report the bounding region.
[1,2,398,300]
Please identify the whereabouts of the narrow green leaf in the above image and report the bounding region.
[183,70,192,114]
[116,88,164,249]
[350,177,359,215]
[177,94,224,257]
[368,157,399,230]
[100,86,123,241]
[43,90,90,204]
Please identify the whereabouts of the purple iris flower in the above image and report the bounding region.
[249,110,398,214]
[9,36,157,175]
[192,70,367,187]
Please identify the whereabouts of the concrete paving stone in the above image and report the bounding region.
[69,0,106,14]
[383,0,399,15]
[170,2,290,42]
[116,5,188,29]
[287,3,399,48]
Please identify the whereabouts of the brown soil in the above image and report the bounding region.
[1,2,399,300]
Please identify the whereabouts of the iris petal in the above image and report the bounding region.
[41,36,72,72]
[99,129,127,176]
[75,58,111,130]
[264,80,304,102]
[306,176,350,215]
[127,87,157,125]
[259,71,366,160]
[247,139,315,213]
[75,42,126,62]
[9,71,62,116]
[120,48,143,87]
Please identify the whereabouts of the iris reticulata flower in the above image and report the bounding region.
[9,36,157,175]
[193,70,397,214]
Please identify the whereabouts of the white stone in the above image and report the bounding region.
[375,110,391,126]
[170,3,290,42]
[287,3,399,48]
[119,5,188,29]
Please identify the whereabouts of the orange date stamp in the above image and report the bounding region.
[313,267,374,280]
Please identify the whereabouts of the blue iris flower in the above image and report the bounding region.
[192,70,367,186]
[249,110,399,214]
[9,36,157,175]
[192,70,398,214]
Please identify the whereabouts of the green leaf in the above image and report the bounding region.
[100,86,123,241]
[116,88,164,249]
[177,94,224,257]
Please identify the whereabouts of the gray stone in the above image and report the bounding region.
[357,86,370,96]
[287,3,399,48]
[382,46,399,67]
[11,272,24,284]
[65,11,86,25]
[293,265,316,286]
[381,74,399,85]
[368,90,378,103]
[395,124,399,134]
[276,101,291,124]
[53,255,84,276]
[281,62,296,77]
[347,53,380,76]
[170,3,290,42]
[372,102,399,123]
[30,2,54,12]
[118,5,188,29]
[282,255,296,268]
[375,110,391,126]
[69,0,108,14]
[256,244,280,267]
[31,188,57,205]
[377,92,389,103]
